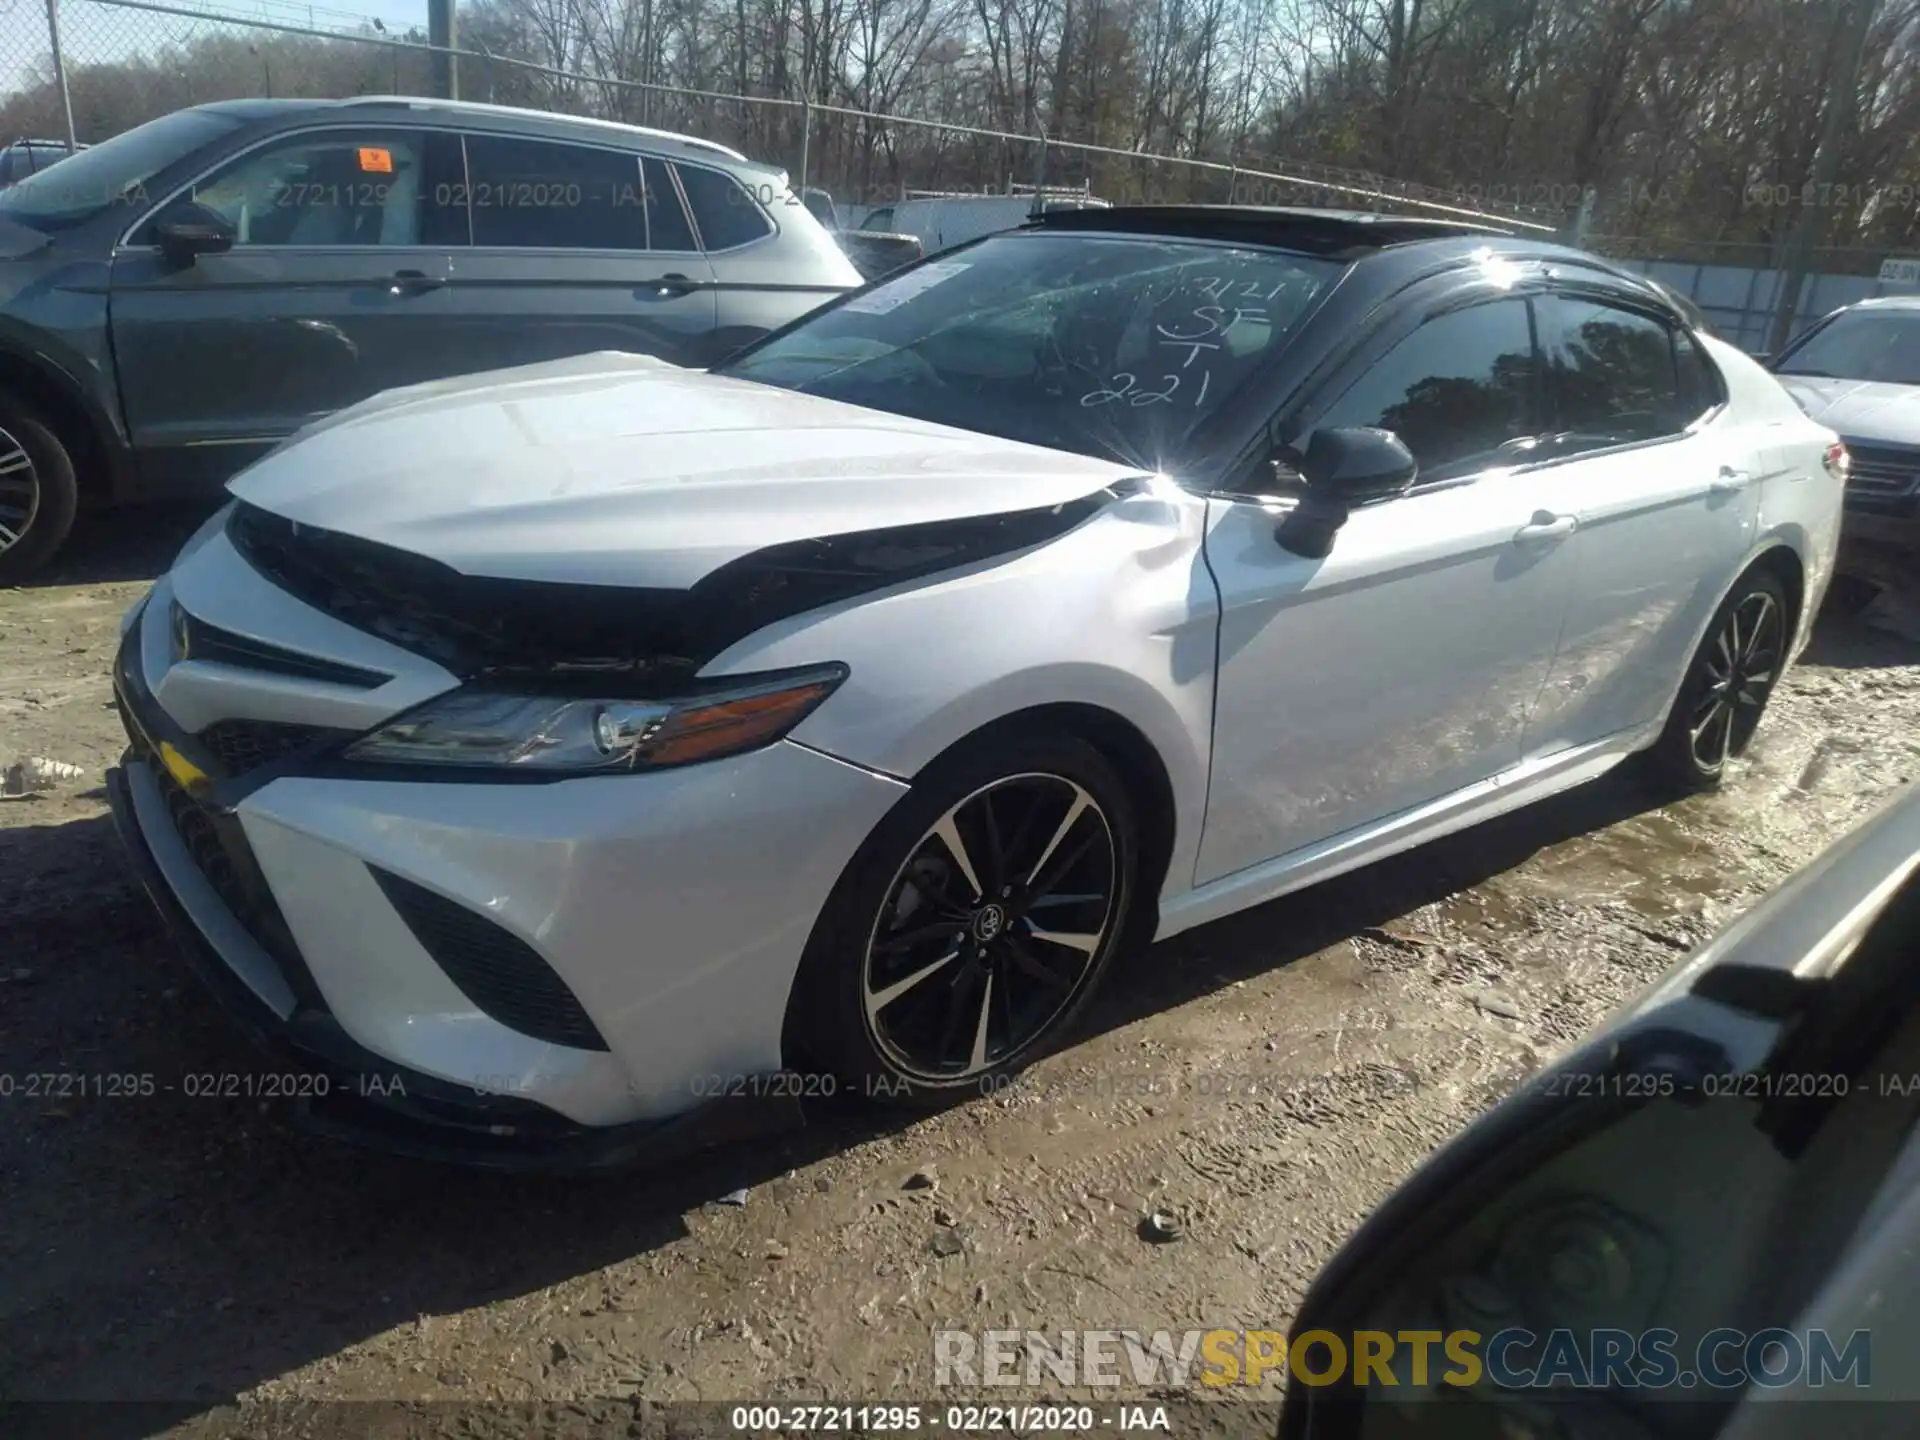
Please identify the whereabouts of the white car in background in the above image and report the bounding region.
[107,206,1843,1166]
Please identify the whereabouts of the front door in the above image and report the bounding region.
[109,127,470,495]
[1197,293,1580,885]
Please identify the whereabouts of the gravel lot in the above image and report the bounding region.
[3,512,1917,1434]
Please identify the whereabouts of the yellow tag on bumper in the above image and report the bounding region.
[158,741,211,796]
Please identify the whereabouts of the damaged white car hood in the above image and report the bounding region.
[229,351,1141,589]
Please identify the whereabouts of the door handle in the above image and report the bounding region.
[1710,465,1754,494]
[1514,513,1578,545]
[638,272,697,299]
[387,268,444,296]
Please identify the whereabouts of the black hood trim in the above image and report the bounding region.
[225,485,1126,692]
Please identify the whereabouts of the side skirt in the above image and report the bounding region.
[1154,724,1662,942]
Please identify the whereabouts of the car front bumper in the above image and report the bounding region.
[108,573,910,1166]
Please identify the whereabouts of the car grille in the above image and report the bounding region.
[225,502,694,680]
[371,868,610,1051]
[1845,443,1920,503]
[149,760,316,997]
[194,718,329,778]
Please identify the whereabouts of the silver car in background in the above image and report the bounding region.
[1771,296,1920,548]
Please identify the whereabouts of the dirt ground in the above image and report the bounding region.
[3,511,1919,1435]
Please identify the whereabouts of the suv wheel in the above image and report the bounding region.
[0,402,79,586]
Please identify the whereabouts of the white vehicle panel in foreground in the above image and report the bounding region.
[229,351,1142,589]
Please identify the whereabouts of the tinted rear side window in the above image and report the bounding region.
[464,135,647,250]
[1312,298,1539,480]
[642,156,695,251]
[675,163,773,250]
[1546,296,1689,450]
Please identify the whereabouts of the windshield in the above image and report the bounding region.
[1776,308,1920,386]
[717,232,1342,467]
[0,109,243,231]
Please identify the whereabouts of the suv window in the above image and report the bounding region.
[168,130,465,247]
[1546,296,1691,452]
[464,134,656,250]
[675,162,774,250]
[642,156,695,251]
[1311,298,1539,481]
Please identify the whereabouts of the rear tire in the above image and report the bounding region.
[1643,567,1790,793]
[0,401,79,586]
[786,731,1140,1108]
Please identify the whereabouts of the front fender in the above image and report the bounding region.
[699,485,1221,908]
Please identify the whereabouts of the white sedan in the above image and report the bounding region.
[108,207,1844,1164]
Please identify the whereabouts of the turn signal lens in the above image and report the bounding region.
[1824,441,1850,482]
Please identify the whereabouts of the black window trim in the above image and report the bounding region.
[670,157,779,255]
[458,130,701,257]
[1532,282,1727,468]
[1224,275,1556,504]
[117,121,463,252]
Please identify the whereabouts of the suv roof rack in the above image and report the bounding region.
[334,97,749,163]
[1027,204,1514,252]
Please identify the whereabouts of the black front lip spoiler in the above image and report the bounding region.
[105,763,804,1173]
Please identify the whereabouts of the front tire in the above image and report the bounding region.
[0,402,79,587]
[1644,567,1790,793]
[787,731,1140,1107]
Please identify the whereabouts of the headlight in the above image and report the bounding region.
[343,664,847,773]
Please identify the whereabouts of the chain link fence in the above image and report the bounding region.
[1,0,1572,231]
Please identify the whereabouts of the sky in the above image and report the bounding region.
[3,0,434,97]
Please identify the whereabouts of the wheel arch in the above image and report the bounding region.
[1641,538,1807,757]
[908,700,1181,940]
[1746,538,1808,655]
[775,698,1184,1076]
[0,341,129,506]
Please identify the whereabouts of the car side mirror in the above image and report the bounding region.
[1274,426,1417,559]
[154,203,235,266]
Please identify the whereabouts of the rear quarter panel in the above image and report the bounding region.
[1708,335,1843,654]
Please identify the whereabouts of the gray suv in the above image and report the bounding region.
[0,97,862,581]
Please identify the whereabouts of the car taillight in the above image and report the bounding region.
[1824,441,1850,482]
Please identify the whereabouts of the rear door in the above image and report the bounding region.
[1519,290,1759,759]
[109,126,469,493]
[435,133,718,373]
[674,160,852,361]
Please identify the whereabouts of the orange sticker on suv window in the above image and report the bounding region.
[357,147,394,173]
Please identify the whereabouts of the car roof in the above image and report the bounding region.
[191,96,759,169]
[1027,203,1525,254]
[1846,294,1920,312]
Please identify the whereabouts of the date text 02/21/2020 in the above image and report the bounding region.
[1542,1072,1859,1100]
[0,1071,405,1100]
[727,1405,1172,1433]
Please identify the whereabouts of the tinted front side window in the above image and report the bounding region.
[676,163,774,250]
[719,233,1341,466]
[464,135,648,250]
[1312,299,1538,479]
[175,130,464,247]
[1547,297,1689,450]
